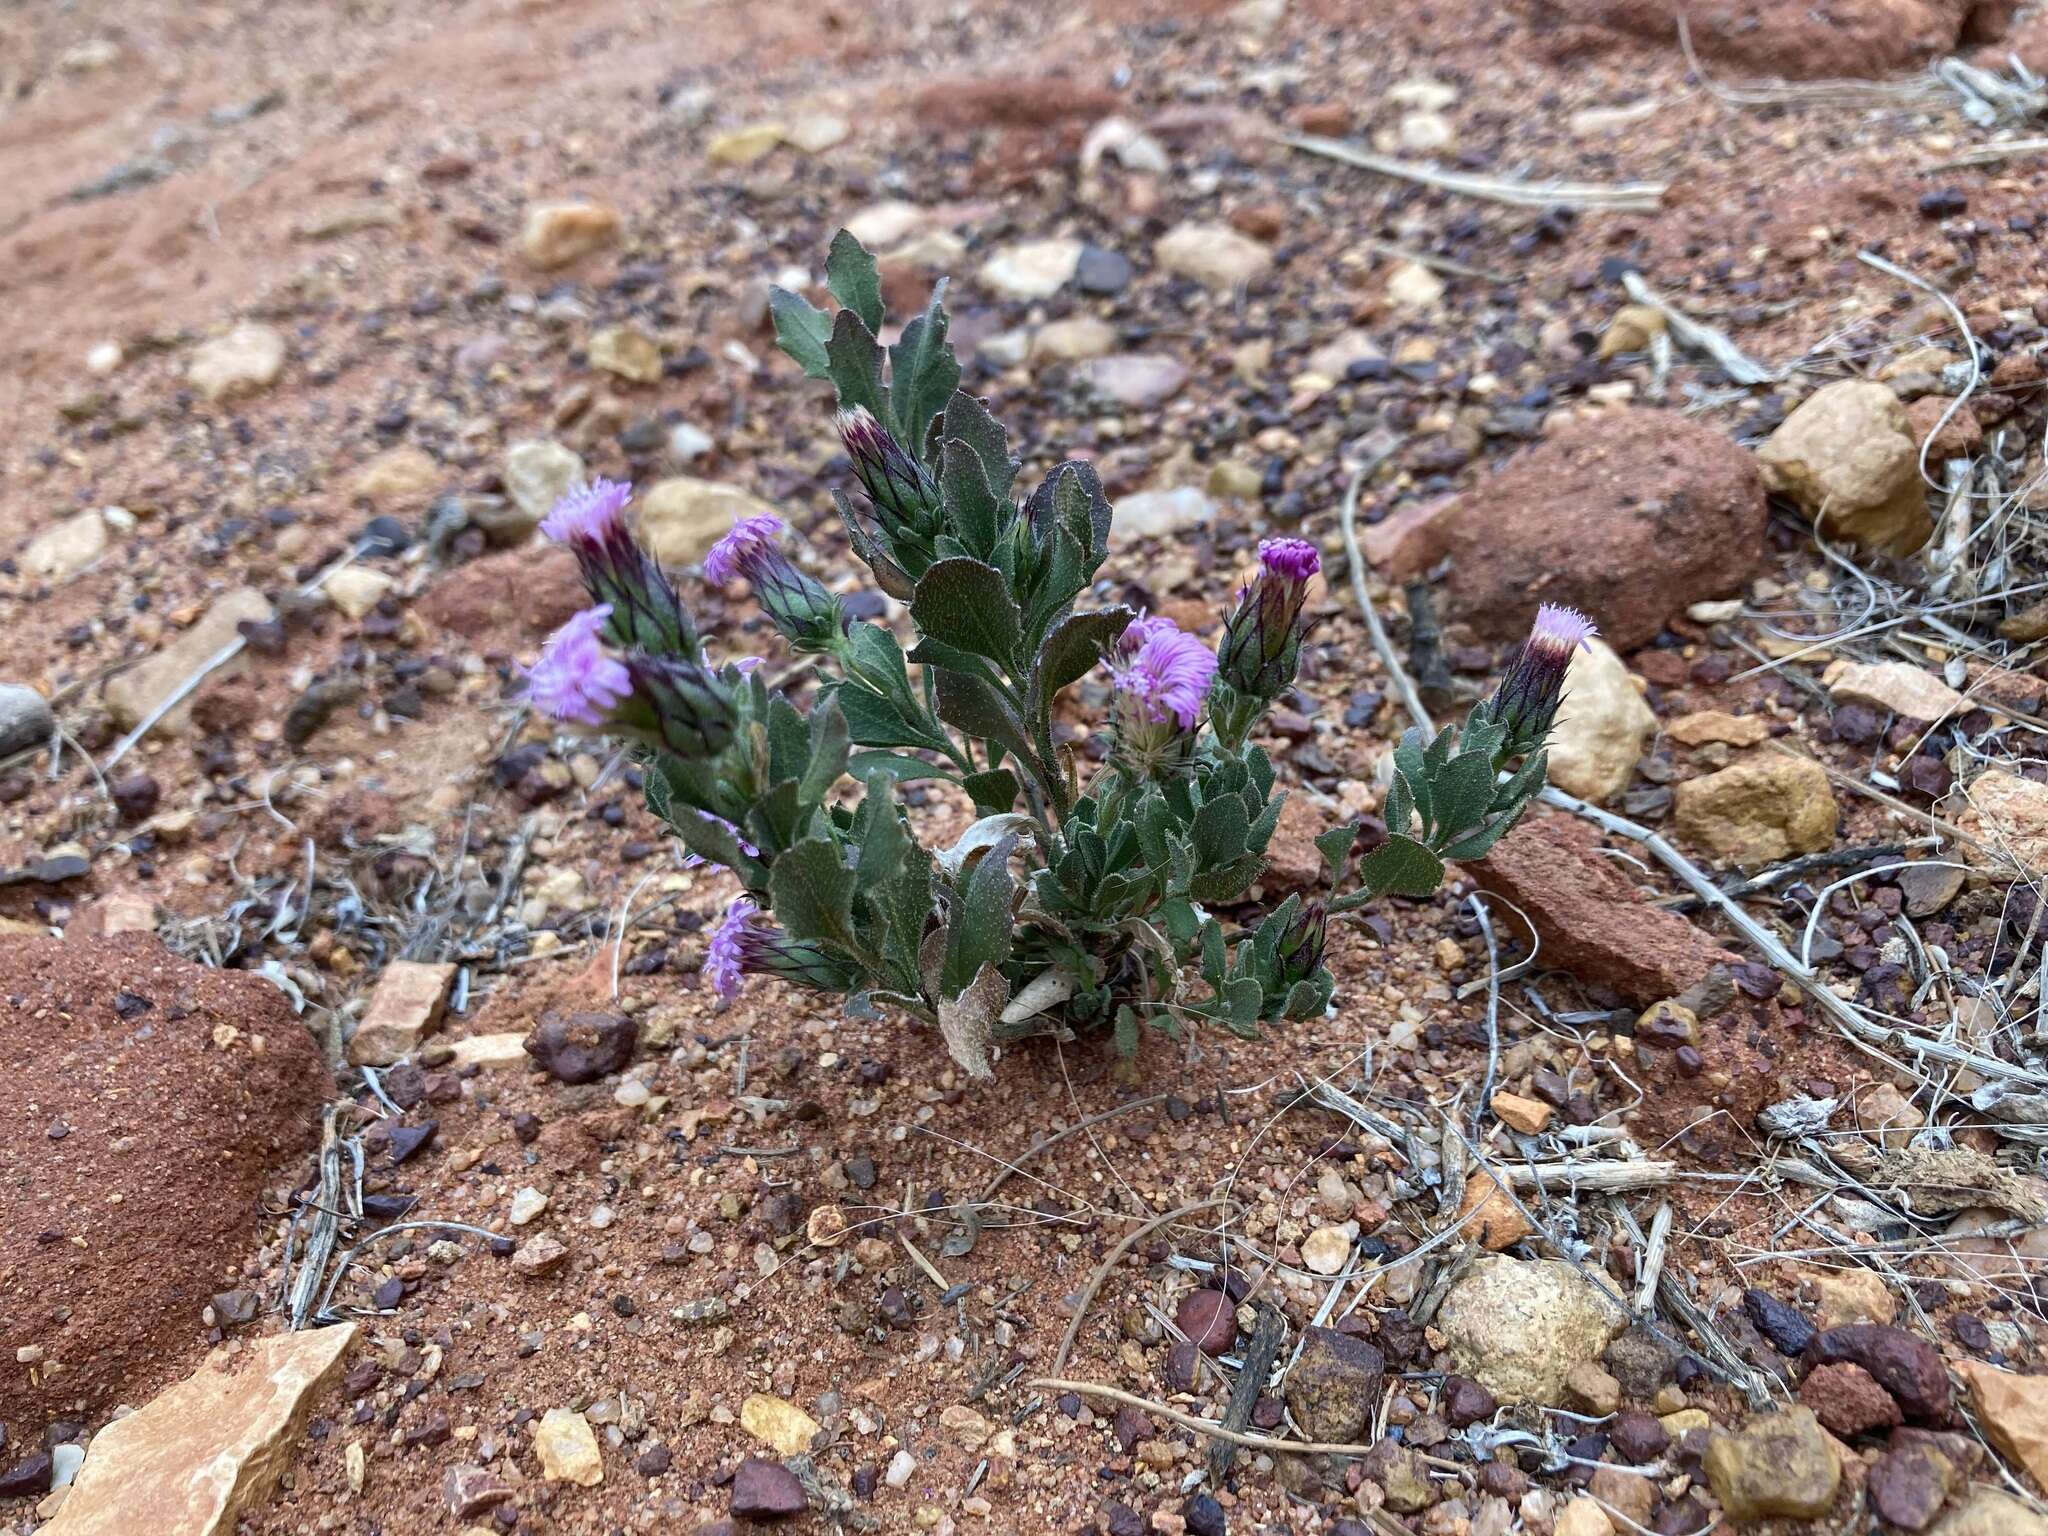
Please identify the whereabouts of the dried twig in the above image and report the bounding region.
[1619,271,1776,385]
[1278,134,1667,212]
[1048,1197,1236,1377]
[1209,1304,1285,1481]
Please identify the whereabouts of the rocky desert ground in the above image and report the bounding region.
[8,1,2048,1534]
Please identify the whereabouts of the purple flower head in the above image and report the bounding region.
[704,513,786,587]
[702,893,857,998]
[1488,603,1597,750]
[541,477,699,660]
[1108,612,1216,731]
[1258,537,1322,585]
[1218,539,1322,702]
[527,605,633,727]
[540,477,633,547]
[704,896,758,1000]
[703,511,845,652]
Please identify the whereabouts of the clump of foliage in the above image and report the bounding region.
[527,231,1589,1077]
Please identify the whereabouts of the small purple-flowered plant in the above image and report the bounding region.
[1109,613,1216,730]
[704,513,786,587]
[528,605,633,727]
[704,896,757,1000]
[1489,603,1596,750]
[540,477,633,547]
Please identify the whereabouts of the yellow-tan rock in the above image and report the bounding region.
[1673,755,1836,866]
[1546,638,1655,805]
[42,1323,356,1536]
[1756,380,1929,556]
[641,477,778,568]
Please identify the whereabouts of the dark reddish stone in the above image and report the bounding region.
[1805,1325,1951,1422]
[1608,1410,1670,1464]
[1868,1435,1961,1532]
[523,1010,637,1084]
[1799,1360,1902,1437]
[729,1457,807,1520]
[1441,1375,1497,1427]
[1361,408,1767,650]
[1175,1289,1238,1357]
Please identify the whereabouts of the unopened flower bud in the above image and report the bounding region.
[619,652,739,760]
[1486,603,1596,754]
[705,513,847,653]
[1217,538,1321,701]
[1277,900,1328,989]
[838,406,938,538]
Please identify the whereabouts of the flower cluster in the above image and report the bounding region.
[704,513,846,653]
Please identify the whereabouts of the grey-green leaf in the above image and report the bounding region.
[911,558,1023,670]
[768,837,859,948]
[825,229,884,334]
[768,287,832,379]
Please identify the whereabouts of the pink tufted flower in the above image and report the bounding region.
[527,606,633,727]
[1108,612,1216,731]
[539,477,634,547]
[704,513,786,587]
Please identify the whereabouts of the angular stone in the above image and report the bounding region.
[533,1408,601,1485]
[40,1324,356,1536]
[346,961,456,1067]
[1115,486,1215,540]
[352,446,441,506]
[502,439,586,537]
[1475,814,1739,1005]
[1673,754,1837,866]
[1490,1092,1552,1135]
[1951,769,2048,878]
[1436,1256,1629,1406]
[1363,409,1765,650]
[1454,1170,1533,1251]
[639,477,777,568]
[1300,1225,1352,1275]
[1701,1406,1840,1520]
[1029,317,1117,363]
[589,324,662,384]
[1546,638,1656,805]
[707,123,785,165]
[1930,1488,2048,1536]
[1154,222,1272,290]
[1805,1324,1950,1422]
[1666,709,1771,748]
[1757,380,1930,557]
[1284,1327,1385,1442]
[1825,660,1966,722]
[24,510,109,584]
[1799,1361,1901,1437]
[187,323,286,402]
[979,238,1083,300]
[1956,1360,2048,1491]
[1869,1435,1959,1532]
[1077,354,1189,408]
[446,1032,529,1069]
[104,589,276,735]
[740,1393,820,1458]
[324,568,393,622]
[444,1464,513,1519]
[524,1011,636,1084]
[520,201,620,270]
[730,1457,806,1520]
[512,1236,569,1277]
